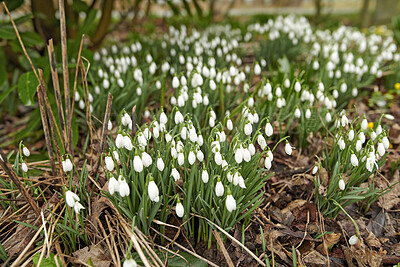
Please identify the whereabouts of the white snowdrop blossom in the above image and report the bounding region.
[351,154,359,167]
[142,152,152,167]
[23,147,30,157]
[215,179,224,197]
[285,142,294,155]
[349,235,359,246]
[115,133,124,149]
[123,259,137,267]
[171,168,180,181]
[105,156,114,171]
[176,200,184,218]
[62,158,73,172]
[118,176,130,197]
[157,157,164,171]
[148,180,160,202]
[226,193,237,212]
[21,162,28,172]
[265,122,273,137]
[108,177,119,195]
[338,179,345,190]
[133,155,143,172]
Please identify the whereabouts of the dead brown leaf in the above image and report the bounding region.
[302,249,327,267]
[316,233,341,255]
[342,238,383,267]
[72,243,112,267]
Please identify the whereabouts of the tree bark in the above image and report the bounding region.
[91,0,114,49]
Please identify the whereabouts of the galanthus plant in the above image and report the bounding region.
[104,106,289,246]
[314,111,392,218]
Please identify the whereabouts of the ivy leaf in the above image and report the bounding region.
[18,71,38,106]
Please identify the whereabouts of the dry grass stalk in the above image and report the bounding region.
[47,39,68,153]
[70,35,86,155]
[0,149,41,217]
[193,214,267,267]
[39,69,65,180]
[37,85,57,174]
[94,93,113,175]
[58,0,72,155]
[80,58,95,159]
[213,230,234,267]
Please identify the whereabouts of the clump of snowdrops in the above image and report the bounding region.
[314,111,392,218]
[103,106,291,246]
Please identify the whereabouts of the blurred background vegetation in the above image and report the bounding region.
[1,0,400,148]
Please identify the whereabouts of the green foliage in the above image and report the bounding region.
[32,253,62,267]
[17,71,38,106]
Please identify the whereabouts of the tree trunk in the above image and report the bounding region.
[91,0,114,49]
[31,0,59,42]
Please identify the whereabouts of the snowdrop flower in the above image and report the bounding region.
[105,156,114,171]
[175,199,184,218]
[338,179,346,190]
[305,109,311,119]
[257,134,267,150]
[215,178,224,197]
[123,259,137,267]
[108,177,119,195]
[294,81,301,92]
[209,116,215,127]
[197,134,204,146]
[214,151,223,165]
[284,78,290,88]
[178,152,185,166]
[248,143,256,156]
[348,130,355,141]
[108,120,112,131]
[349,235,359,246]
[341,115,349,127]
[361,118,368,131]
[74,202,85,213]
[21,162,28,173]
[180,126,187,140]
[377,142,385,157]
[62,158,73,172]
[118,176,130,197]
[254,63,261,75]
[285,142,294,155]
[123,135,133,151]
[115,133,124,149]
[133,154,143,172]
[356,140,362,152]
[157,157,164,171]
[142,152,152,167]
[202,169,209,183]
[265,122,273,137]
[226,191,237,212]
[243,148,251,162]
[244,122,252,135]
[172,76,180,88]
[121,113,132,127]
[382,136,389,149]
[171,168,180,181]
[294,108,301,118]
[338,137,345,150]
[23,146,30,157]
[65,191,80,208]
[359,132,365,144]
[160,111,168,125]
[235,146,243,164]
[196,149,204,162]
[227,119,233,131]
[148,178,160,202]
[351,154,359,167]
[210,79,217,90]
[174,111,184,124]
[188,151,196,165]
[312,165,318,174]
[264,155,272,170]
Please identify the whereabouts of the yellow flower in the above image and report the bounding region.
[395,83,400,90]
[389,143,393,149]
[367,122,374,129]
